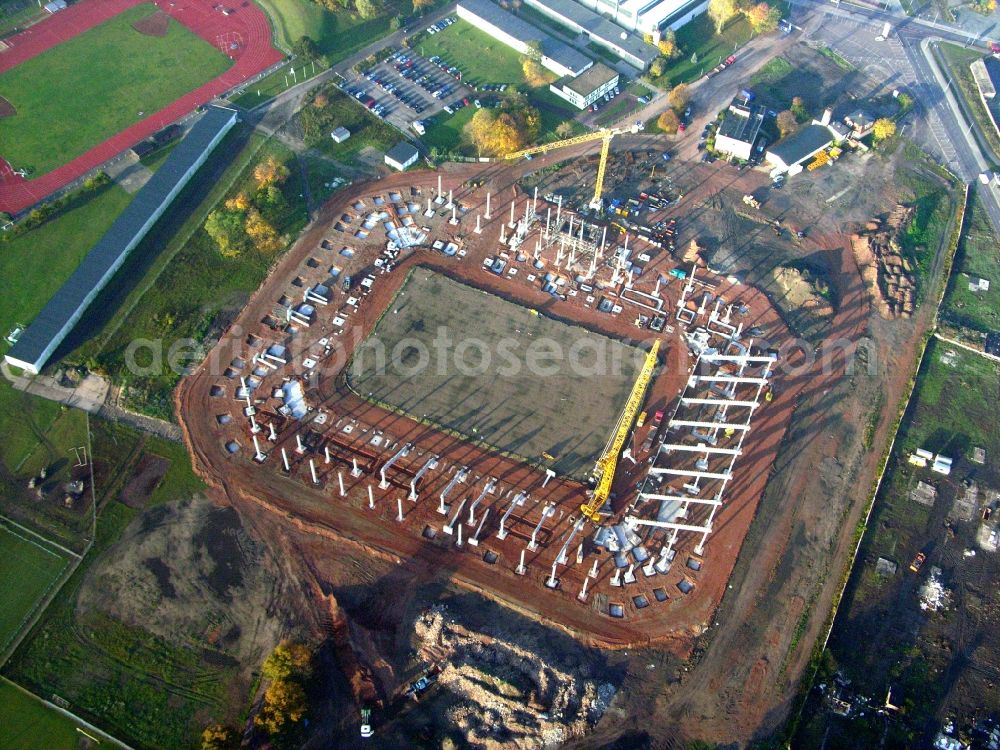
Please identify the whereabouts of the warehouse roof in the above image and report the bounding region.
[717,99,765,144]
[385,142,419,164]
[526,0,659,66]
[458,0,591,75]
[6,106,238,373]
[767,123,834,167]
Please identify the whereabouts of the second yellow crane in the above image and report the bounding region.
[580,339,660,523]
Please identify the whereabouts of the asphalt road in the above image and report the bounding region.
[787,0,1000,236]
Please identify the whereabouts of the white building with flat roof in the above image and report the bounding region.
[550,62,619,109]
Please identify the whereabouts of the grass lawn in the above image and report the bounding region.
[0,680,116,750]
[349,267,644,478]
[232,57,324,108]
[942,193,1000,334]
[304,86,401,161]
[938,43,1000,162]
[70,133,308,420]
[650,14,754,89]
[0,3,230,176]
[0,184,132,357]
[415,18,527,87]
[2,417,238,750]
[895,148,961,294]
[422,105,476,153]
[0,523,71,654]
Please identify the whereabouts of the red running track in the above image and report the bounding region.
[0,0,283,213]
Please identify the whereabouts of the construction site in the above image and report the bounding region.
[177,128,792,650]
[175,112,946,742]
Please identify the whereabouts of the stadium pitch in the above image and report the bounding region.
[0,3,230,176]
[348,267,645,479]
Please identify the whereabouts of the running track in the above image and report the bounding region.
[0,0,283,213]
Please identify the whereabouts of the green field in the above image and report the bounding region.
[415,18,528,86]
[0,680,114,750]
[0,523,71,654]
[349,267,644,478]
[650,13,754,89]
[942,192,1000,334]
[0,4,230,175]
[299,86,400,161]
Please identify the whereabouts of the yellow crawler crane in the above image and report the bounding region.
[504,122,643,210]
[580,339,660,523]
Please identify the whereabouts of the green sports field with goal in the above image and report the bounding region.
[0,520,72,655]
[0,3,231,176]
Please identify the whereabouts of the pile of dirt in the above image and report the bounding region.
[413,605,614,748]
[78,496,304,669]
[772,265,834,319]
[0,96,16,118]
[119,453,170,508]
[132,10,169,37]
[851,204,917,319]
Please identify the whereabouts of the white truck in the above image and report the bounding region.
[876,22,891,42]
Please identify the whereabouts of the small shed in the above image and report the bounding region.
[331,126,351,144]
[44,0,67,13]
[384,142,419,171]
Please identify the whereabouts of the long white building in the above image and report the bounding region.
[457,0,593,78]
[580,0,708,35]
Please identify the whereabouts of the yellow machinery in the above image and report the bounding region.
[504,122,643,210]
[580,340,660,522]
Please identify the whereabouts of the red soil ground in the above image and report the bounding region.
[176,155,801,653]
[131,9,169,36]
[0,0,282,213]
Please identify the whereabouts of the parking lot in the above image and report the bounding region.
[339,15,494,138]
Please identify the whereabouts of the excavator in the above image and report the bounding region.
[503,122,644,211]
[580,339,660,523]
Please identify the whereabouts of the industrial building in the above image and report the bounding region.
[5,105,238,375]
[765,111,842,176]
[713,95,766,161]
[575,0,708,35]
[549,62,619,109]
[384,142,420,171]
[521,0,660,70]
[456,0,593,78]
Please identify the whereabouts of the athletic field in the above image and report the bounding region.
[0,522,72,654]
[0,3,231,175]
[349,268,644,479]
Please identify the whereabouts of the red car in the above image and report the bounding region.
[678,122,686,133]
[991,41,1000,54]
[725,54,737,65]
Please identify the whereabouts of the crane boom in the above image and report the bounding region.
[502,122,643,210]
[580,339,660,522]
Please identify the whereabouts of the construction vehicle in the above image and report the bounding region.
[580,340,660,522]
[503,122,644,210]
[909,551,926,573]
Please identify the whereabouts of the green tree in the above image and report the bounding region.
[873,117,897,141]
[200,724,239,750]
[657,109,680,134]
[355,0,380,18]
[292,35,321,61]
[708,0,737,33]
[649,56,666,77]
[262,642,313,682]
[205,208,248,258]
[667,82,690,112]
